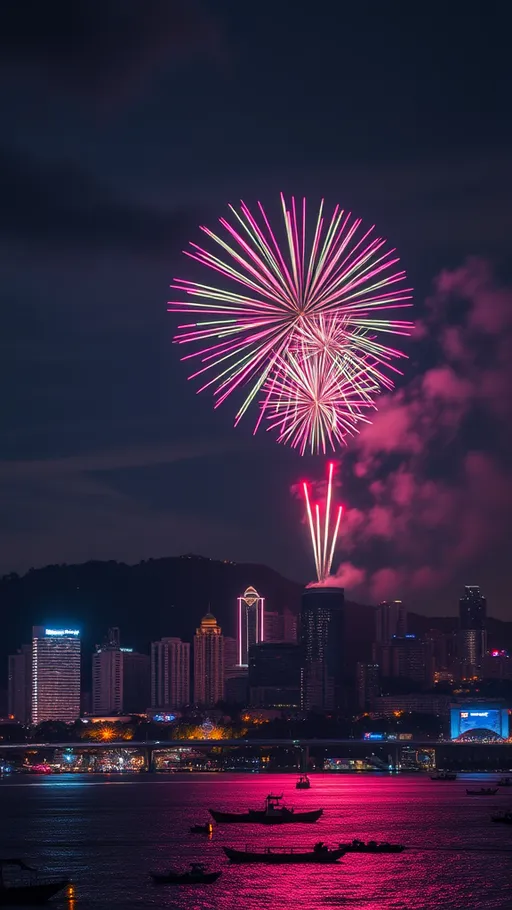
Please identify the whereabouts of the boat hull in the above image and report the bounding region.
[466,789,498,796]
[151,872,221,884]
[0,880,69,906]
[223,847,344,864]
[209,809,322,824]
[341,845,405,854]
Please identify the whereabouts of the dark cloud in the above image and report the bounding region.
[0,146,195,255]
[0,0,220,104]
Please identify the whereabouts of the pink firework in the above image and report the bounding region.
[169,194,412,453]
[302,462,343,582]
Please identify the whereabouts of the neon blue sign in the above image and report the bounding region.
[45,629,79,636]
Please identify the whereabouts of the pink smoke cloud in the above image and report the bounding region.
[334,259,512,607]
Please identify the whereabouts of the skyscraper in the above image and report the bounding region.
[92,635,123,715]
[249,642,301,708]
[459,585,487,668]
[356,662,380,711]
[151,637,190,710]
[300,586,344,711]
[8,645,32,724]
[32,627,81,724]
[375,600,407,643]
[237,586,264,666]
[194,613,224,706]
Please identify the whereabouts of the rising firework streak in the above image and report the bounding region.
[302,462,342,582]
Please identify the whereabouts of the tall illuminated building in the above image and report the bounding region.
[375,600,407,643]
[151,637,190,710]
[300,587,344,711]
[194,613,224,706]
[237,586,264,667]
[459,585,487,669]
[32,627,81,724]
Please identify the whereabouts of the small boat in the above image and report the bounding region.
[492,812,512,824]
[210,793,323,825]
[150,863,221,885]
[340,839,405,854]
[430,771,457,781]
[0,859,70,906]
[190,822,213,834]
[296,775,311,790]
[466,787,499,796]
[223,842,344,864]
[498,777,512,786]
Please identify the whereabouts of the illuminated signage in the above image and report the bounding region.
[120,648,133,653]
[461,712,469,718]
[470,711,488,717]
[153,713,176,723]
[45,629,79,637]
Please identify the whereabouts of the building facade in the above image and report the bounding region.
[375,600,407,643]
[151,637,190,710]
[356,662,380,711]
[7,644,32,724]
[459,586,487,669]
[92,646,123,715]
[300,586,345,712]
[32,627,81,724]
[237,586,264,667]
[122,651,150,713]
[194,613,224,706]
[249,642,301,708]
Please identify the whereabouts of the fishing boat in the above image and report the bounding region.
[430,771,457,781]
[150,863,221,885]
[209,793,323,824]
[0,859,70,906]
[339,839,405,854]
[190,822,213,834]
[492,811,512,824]
[223,842,344,864]
[466,787,499,796]
[296,775,311,790]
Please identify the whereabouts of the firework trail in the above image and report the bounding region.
[169,194,412,453]
[302,462,343,582]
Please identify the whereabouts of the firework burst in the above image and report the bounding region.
[169,194,412,453]
[302,462,343,582]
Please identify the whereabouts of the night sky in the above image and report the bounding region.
[1,2,511,618]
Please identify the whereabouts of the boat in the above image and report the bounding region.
[466,787,499,796]
[498,777,512,786]
[223,842,344,864]
[296,775,311,790]
[339,839,405,854]
[150,863,221,885]
[209,793,323,825]
[190,822,214,834]
[0,859,70,906]
[492,812,512,824]
[430,771,457,781]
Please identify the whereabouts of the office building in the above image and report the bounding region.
[237,586,264,667]
[356,662,380,711]
[122,651,150,713]
[482,650,512,680]
[31,627,81,724]
[151,637,190,710]
[373,635,433,686]
[7,645,32,724]
[300,586,344,712]
[92,639,123,715]
[249,642,301,708]
[375,600,407,643]
[194,613,224,706]
[459,586,487,668]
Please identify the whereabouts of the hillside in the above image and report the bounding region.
[0,555,375,686]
